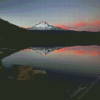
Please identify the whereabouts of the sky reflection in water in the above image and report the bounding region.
[2,45,100,78]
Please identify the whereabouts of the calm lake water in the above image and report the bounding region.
[2,45,100,78]
[1,45,100,99]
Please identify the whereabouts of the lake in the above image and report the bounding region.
[1,45,100,100]
[2,45,100,77]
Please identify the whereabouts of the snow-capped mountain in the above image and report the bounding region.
[27,21,63,30]
[28,46,63,55]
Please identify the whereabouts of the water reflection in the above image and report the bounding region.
[2,45,100,78]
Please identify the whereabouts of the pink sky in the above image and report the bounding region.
[54,20,100,32]
[22,20,100,32]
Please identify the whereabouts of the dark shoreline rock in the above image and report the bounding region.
[0,59,2,66]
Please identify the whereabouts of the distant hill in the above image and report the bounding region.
[0,18,100,49]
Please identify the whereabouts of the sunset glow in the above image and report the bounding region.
[0,0,99,32]
[74,21,87,27]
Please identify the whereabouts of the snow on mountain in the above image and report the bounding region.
[27,21,63,30]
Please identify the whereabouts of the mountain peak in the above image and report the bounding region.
[39,21,48,24]
[27,21,64,30]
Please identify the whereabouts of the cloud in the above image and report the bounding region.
[74,21,87,27]
[54,21,88,30]
[54,24,68,30]
[90,20,100,27]
[53,20,100,31]
[54,24,75,30]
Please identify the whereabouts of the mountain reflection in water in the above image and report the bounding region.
[2,45,100,78]
[1,45,100,100]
